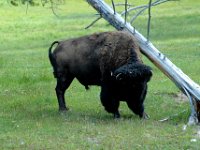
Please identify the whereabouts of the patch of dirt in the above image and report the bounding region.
[172,92,188,103]
[153,92,188,103]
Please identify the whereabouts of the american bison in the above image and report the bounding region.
[48,31,152,118]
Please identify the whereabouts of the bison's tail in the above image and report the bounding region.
[48,41,59,77]
[48,41,59,66]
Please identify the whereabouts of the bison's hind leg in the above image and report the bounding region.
[100,85,120,118]
[55,73,74,111]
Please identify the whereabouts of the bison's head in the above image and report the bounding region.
[111,63,152,85]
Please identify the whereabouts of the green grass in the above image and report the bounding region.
[0,0,200,149]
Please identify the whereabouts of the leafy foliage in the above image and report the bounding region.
[9,0,65,6]
[9,0,39,6]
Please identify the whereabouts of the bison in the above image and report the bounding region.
[48,31,152,118]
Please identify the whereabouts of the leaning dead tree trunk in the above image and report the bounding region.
[87,0,200,125]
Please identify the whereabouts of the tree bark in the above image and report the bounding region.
[87,0,200,125]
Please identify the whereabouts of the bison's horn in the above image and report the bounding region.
[116,73,123,80]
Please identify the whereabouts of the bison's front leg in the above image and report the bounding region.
[100,84,120,118]
[55,75,74,111]
[127,101,147,119]
[127,83,148,119]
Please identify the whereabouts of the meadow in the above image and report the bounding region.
[0,0,200,149]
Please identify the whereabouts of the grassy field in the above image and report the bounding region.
[0,0,200,149]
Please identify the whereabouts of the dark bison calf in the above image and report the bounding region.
[48,31,152,118]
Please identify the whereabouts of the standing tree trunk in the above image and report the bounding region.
[87,0,200,125]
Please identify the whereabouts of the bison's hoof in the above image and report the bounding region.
[141,112,150,119]
[59,107,69,112]
[114,113,121,119]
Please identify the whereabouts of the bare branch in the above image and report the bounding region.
[49,0,59,17]
[121,0,178,24]
[130,8,146,24]
[111,0,116,14]
[122,0,177,15]
[159,110,187,122]
[41,0,48,6]
[147,0,152,41]
[121,3,149,15]
[85,16,102,29]
[26,1,29,14]
[129,0,176,24]
[114,2,133,7]
[124,0,128,24]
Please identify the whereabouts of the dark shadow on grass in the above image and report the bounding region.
[9,96,190,126]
